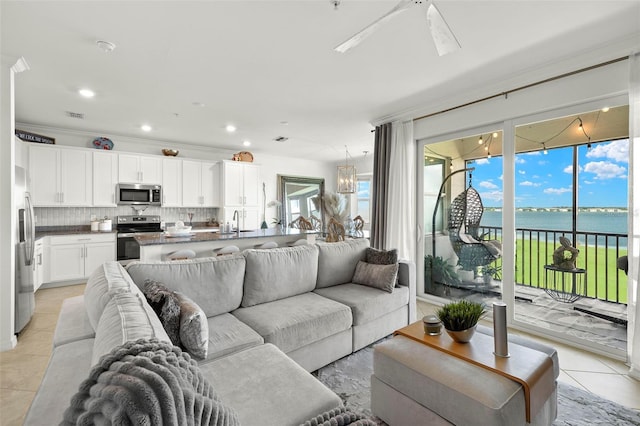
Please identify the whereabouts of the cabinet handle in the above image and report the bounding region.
[244,196,247,205]
[78,238,91,241]
[112,193,115,204]
[85,247,88,258]
[61,192,64,203]
[38,253,42,265]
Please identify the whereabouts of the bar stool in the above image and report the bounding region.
[164,249,196,261]
[214,245,240,256]
[255,241,278,249]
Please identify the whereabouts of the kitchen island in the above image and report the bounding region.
[135,228,317,261]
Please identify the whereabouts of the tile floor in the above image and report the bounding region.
[0,285,638,425]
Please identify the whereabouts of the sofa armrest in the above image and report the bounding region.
[398,259,417,323]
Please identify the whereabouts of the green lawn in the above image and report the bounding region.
[513,239,628,304]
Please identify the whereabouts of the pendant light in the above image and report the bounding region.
[337,146,356,193]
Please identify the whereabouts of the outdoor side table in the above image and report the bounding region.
[543,265,586,303]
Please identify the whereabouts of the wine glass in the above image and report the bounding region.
[187,212,194,227]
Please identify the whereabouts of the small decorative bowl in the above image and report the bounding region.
[162,149,179,156]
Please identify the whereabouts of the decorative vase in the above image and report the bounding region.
[446,325,477,343]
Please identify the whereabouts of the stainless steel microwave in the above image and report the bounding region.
[116,183,162,206]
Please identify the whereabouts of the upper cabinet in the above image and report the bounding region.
[162,158,182,207]
[182,160,220,207]
[220,161,260,229]
[221,161,260,207]
[118,154,162,184]
[93,151,118,206]
[29,145,92,206]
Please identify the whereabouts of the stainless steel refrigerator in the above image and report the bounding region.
[15,166,35,334]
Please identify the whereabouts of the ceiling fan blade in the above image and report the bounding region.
[425,2,461,56]
[334,0,413,53]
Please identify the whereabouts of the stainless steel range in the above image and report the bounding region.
[116,215,162,264]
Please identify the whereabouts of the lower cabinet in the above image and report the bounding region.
[46,233,116,282]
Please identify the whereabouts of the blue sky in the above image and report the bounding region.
[469,139,629,208]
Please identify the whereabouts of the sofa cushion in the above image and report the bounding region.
[200,344,343,426]
[176,292,209,360]
[233,292,352,353]
[84,261,141,330]
[53,295,95,347]
[316,239,370,288]
[241,245,319,307]
[92,292,171,365]
[126,255,246,317]
[202,313,264,362]
[352,261,399,293]
[24,339,95,426]
[314,283,409,325]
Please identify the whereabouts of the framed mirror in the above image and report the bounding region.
[278,175,325,229]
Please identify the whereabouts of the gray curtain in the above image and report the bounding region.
[371,123,392,249]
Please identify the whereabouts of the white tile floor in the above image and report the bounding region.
[417,299,640,411]
[0,286,638,426]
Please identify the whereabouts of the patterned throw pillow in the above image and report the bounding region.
[175,292,209,360]
[365,247,398,265]
[142,279,181,345]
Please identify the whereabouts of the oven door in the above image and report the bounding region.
[117,233,140,264]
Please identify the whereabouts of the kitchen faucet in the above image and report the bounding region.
[232,210,240,233]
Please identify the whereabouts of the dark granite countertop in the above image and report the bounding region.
[135,228,315,246]
[35,225,117,239]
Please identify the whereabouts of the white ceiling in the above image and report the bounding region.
[2,1,639,162]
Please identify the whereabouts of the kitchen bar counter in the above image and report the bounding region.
[135,228,318,261]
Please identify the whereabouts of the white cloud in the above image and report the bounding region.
[564,164,583,174]
[515,157,526,164]
[480,190,503,202]
[518,170,526,175]
[583,180,595,185]
[544,187,571,195]
[583,161,627,179]
[532,175,540,179]
[586,139,629,163]
[538,160,549,166]
[479,180,499,189]
[475,158,490,165]
[520,181,541,187]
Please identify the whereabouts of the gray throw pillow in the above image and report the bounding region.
[352,261,399,293]
[175,292,209,360]
[365,247,398,265]
[142,279,181,345]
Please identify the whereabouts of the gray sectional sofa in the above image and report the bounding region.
[25,238,416,425]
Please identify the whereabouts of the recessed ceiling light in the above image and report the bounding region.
[492,132,499,138]
[78,88,95,98]
[141,124,152,132]
[226,124,237,133]
[243,140,251,147]
[601,107,610,112]
[280,121,289,126]
[96,40,116,53]
[192,102,206,107]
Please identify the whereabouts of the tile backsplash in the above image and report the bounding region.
[34,207,219,227]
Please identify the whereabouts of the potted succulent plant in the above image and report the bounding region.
[436,300,486,343]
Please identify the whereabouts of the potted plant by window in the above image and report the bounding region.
[436,300,486,343]
[480,264,501,285]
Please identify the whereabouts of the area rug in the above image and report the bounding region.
[314,341,640,426]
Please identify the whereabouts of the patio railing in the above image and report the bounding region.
[478,226,628,304]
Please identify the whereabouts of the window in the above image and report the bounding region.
[356,177,371,224]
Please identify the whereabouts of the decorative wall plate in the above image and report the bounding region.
[92,137,114,150]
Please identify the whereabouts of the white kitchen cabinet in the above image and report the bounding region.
[33,239,44,292]
[221,161,260,207]
[93,151,118,206]
[47,234,115,282]
[220,161,260,229]
[162,158,182,207]
[182,160,220,207]
[29,145,92,206]
[118,154,162,184]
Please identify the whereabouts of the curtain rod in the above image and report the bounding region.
[412,56,629,122]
